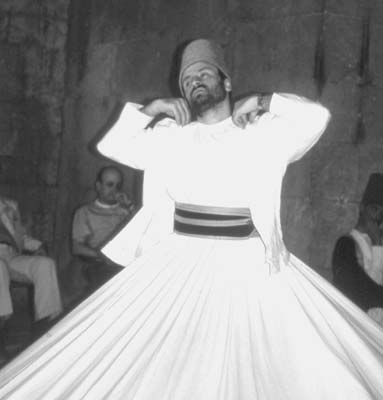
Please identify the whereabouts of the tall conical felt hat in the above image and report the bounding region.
[362,173,383,206]
[178,39,230,95]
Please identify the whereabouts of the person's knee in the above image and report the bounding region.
[33,256,57,275]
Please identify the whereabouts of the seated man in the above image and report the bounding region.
[0,196,63,361]
[332,173,383,326]
[72,166,135,292]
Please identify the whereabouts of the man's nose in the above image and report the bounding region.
[191,77,201,87]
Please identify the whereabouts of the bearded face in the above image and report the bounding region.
[181,63,230,117]
[188,78,227,117]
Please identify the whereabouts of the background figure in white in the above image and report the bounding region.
[0,39,382,400]
[0,196,62,324]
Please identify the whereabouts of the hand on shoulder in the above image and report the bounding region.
[140,98,191,126]
[232,93,272,129]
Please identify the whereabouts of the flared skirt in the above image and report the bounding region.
[0,234,382,399]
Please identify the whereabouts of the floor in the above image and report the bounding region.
[1,279,88,369]
[2,306,34,363]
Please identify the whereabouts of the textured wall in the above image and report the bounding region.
[303,1,383,275]
[0,0,69,252]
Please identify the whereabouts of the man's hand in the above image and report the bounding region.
[23,237,43,253]
[72,240,103,260]
[116,192,135,213]
[232,94,271,129]
[115,191,130,206]
[140,98,191,126]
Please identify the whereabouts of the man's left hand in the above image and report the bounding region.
[232,94,271,129]
[116,192,135,212]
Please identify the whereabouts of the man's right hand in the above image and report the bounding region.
[72,241,103,260]
[140,98,191,126]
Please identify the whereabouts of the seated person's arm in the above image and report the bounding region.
[72,239,102,260]
[72,208,102,260]
[14,207,44,254]
[23,235,45,255]
[72,240,119,268]
[116,192,135,214]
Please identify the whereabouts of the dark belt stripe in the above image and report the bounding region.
[175,208,247,221]
[174,220,255,238]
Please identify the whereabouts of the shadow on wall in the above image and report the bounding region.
[0,97,59,252]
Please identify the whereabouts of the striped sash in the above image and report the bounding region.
[174,202,258,239]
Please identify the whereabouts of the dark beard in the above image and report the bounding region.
[188,80,227,117]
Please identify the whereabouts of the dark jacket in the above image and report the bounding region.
[332,235,383,311]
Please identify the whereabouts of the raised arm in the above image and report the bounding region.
[233,93,331,163]
[97,103,156,170]
[97,98,191,170]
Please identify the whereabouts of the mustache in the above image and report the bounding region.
[191,84,207,96]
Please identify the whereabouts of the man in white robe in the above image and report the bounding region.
[0,39,382,400]
[0,196,62,361]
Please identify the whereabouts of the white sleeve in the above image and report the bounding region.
[97,103,174,170]
[265,93,331,164]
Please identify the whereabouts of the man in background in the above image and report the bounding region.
[0,195,63,363]
[332,172,383,326]
[71,165,135,292]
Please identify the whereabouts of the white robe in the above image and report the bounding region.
[0,197,62,321]
[0,94,382,400]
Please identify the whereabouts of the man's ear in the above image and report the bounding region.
[224,78,232,93]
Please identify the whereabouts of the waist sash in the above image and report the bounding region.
[174,202,258,239]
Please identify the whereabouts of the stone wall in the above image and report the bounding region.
[303,1,383,275]
[0,0,69,253]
